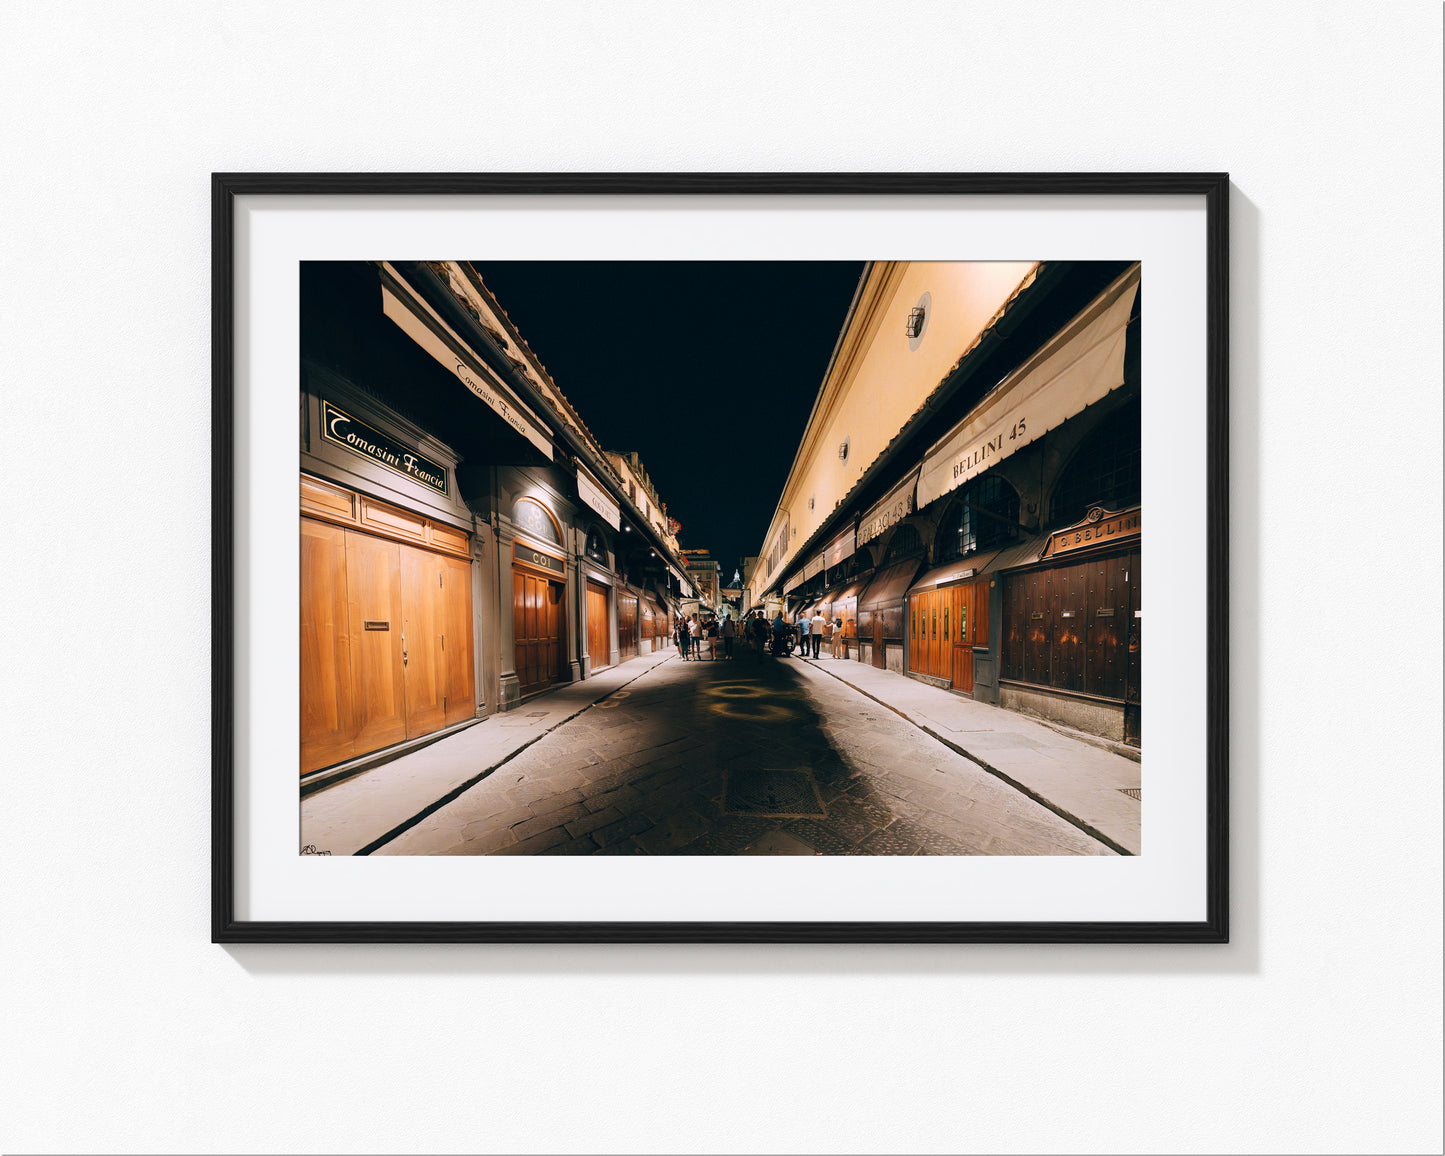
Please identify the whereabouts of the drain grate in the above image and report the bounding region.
[1119,787,1141,801]
[724,768,826,818]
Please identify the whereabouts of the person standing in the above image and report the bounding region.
[831,616,845,659]
[810,609,827,658]
[676,614,691,660]
[721,614,735,659]
[752,612,768,659]
[688,613,701,660]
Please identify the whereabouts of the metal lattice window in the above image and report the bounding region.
[937,475,1019,562]
[884,523,923,565]
[1049,401,1141,526]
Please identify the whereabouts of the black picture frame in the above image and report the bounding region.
[213,172,1229,944]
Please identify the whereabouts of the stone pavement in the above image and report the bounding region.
[793,651,1142,854]
[373,645,1114,857]
[300,649,675,855]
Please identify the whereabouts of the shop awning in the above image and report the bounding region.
[784,568,809,593]
[857,469,919,546]
[823,525,856,568]
[857,558,923,610]
[378,265,554,459]
[916,264,1140,510]
[575,463,620,531]
[801,552,826,581]
[830,575,871,606]
[909,551,1001,591]
[976,534,1052,575]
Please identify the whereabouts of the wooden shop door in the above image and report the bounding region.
[951,583,973,693]
[301,518,362,774]
[402,547,447,739]
[441,553,476,728]
[872,616,885,668]
[514,570,566,696]
[586,580,610,671]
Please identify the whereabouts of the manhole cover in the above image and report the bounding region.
[1119,787,1141,801]
[525,711,548,717]
[724,768,826,818]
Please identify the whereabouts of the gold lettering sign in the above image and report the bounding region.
[1047,507,1142,557]
[513,541,565,576]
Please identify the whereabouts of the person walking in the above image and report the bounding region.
[705,615,720,660]
[688,613,701,660]
[752,612,768,659]
[721,614,735,659]
[810,608,827,658]
[676,615,691,660]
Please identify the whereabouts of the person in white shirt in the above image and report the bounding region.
[809,610,827,658]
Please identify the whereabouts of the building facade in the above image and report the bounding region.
[749,261,1142,746]
[299,261,690,784]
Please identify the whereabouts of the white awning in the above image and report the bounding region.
[575,463,620,531]
[801,552,826,581]
[380,266,554,459]
[857,469,919,546]
[916,264,1140,509]
[824,525,855,568]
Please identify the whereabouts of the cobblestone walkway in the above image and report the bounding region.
[376,649,1114,856]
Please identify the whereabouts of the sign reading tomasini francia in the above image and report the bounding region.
[321,400,448,494]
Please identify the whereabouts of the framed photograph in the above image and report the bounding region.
[214,173,1228,943]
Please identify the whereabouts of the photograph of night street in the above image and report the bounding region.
[299,257,1142,856]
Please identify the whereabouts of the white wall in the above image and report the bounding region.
[2,4,1440,1154]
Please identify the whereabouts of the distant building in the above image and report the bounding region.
[749,261,1141,745]
[680,548,723,613]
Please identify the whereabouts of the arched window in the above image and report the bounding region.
[513,497,561,546]
[883,522,923,565]
[585,527,608,565]
[1049,401,1141,526]
[936,475,1020,562]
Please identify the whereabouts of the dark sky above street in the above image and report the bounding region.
[471,261,865,579]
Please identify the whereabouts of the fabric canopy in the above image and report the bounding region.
[823,525,856,568]
[857,469,919,546]
[858,558,924,610]
[916,264,1140,510]
[908,551,1001,592]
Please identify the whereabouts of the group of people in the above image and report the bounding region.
[743,609,846,659]
[674,609,848,662]
[675,612,734,660]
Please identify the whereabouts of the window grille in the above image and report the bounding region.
[936,475,1019,562]
[1049,401,1141,526]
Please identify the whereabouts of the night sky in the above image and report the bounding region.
[470,261,865,581]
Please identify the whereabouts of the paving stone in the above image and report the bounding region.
[524,787,587,816]
[783,818,866,855]
[632,811,712,854]
[491,824,575,856]
[538,834,600,855]
[508,803,588,841]
[884,817,972,856]
[589,812,652,848]
[563,806,625,839]
[581,784,645,813]
[858,825,923,856]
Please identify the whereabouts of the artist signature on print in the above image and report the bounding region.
[300,844,332,856]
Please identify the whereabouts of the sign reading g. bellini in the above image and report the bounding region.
[321,400,448,495]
